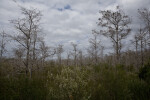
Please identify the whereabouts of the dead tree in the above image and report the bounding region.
[138,8,150,36]
[138,8,150,51]
[98,6,131,63]
[10,7,42,77]
[56,44,64,66]
[39,40,50,67]
[88,30,101,65]
[0,31,7,61]
[137,27,147,66]
[66,50,71,66]
[78,50,83,66]
[71,43,78,66]
[100,46,104,61]
[131,35,139,55]
[131,35,140,68]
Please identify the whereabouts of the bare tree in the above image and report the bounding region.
[131,35,139,55]
[138,8,150,51]
[0,31,7,61]
[31,30,40,65]
[71,43,78,66]
[10,7,42,77]
[78,50,83,66]
[88,30,101,65]
[98,6,131,63]
[56,44,64,66]
[137,27,147,66]
[39,40,50,67]
[131,34,140,67]
[138,8,150,36]
[66,50,71,66]
[100,46,104,60]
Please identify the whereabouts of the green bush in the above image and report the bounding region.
[1,63,150,100]
[90,66,132,100]
[139,62,150,84]
[128,78,150,100]
[47,66,90,100]
[0,75,48,100]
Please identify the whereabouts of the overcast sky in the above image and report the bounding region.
[0,0,150,57]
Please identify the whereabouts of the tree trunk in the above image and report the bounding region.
[141,39,144,66]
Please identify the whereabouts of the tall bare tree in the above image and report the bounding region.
[71,43,78,66]
[78,50,83,66]
[98,6,131,63]
[56,44,64,66]
[0,31,7,61]
[39,40,50,67]
[10,7,42,77]
[138,8,150,36]
[100,46,104,60]
[137,27,147,66]
[131,35,139,55]
[138,8,150,50]
[131,34,140,67]
[66,50,71,66]
[88,30,101,65]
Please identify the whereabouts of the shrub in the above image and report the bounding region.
[139,62,150,84]
[0,75,48,100]
[47,66,90,100]
[128,78,150,100]
[90,66,132,100]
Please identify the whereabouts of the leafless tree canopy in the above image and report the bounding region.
[87,30,102,65]
[10,7,43,77]
[98,6,131,62]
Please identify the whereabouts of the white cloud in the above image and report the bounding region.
[0,0,150,57]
